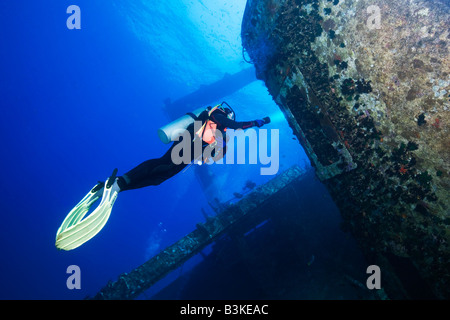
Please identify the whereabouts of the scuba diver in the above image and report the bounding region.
[55,102,270,250]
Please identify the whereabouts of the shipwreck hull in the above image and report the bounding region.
[242,0,449,298]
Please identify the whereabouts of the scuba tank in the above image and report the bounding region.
[157,107,206,144]
[157,102,236,144]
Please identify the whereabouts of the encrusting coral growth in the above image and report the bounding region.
[242,0,449,299]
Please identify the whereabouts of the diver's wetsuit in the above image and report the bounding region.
[118,109,257,191]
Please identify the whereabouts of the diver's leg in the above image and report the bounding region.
[117,142,191,191]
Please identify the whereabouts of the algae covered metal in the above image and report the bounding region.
[92,166,306,300]
[242,0,449,298]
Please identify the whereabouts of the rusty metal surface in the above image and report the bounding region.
[91,166,305,300]
[242,0,449,298]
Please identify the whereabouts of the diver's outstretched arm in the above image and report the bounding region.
[211,113,269,129]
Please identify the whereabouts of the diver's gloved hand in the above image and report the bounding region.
[253,119,266,128]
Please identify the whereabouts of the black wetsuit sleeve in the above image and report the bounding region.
[211,113,254,130]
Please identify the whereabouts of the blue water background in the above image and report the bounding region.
[0,0,316,299]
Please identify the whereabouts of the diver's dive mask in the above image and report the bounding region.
[225,108,235,121]
[221,101,236,121]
